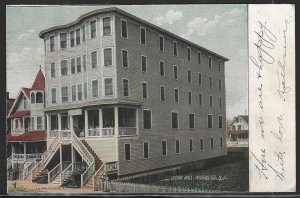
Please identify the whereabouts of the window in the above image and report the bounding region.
[76,29,80,45]
[209,57,212,69]
[220,137,223,148]
[72,85,77,101]
[141,56,147,72]
[123,79,129,97]
[159,36,164,51]
[188,92,192,104]
[71,58,76,74]
[125,143,131,161]
[161,141,167,156]
[142,82,147,99]
[219,79,222,91]
[219,61,221,72]
[140,27,146,45]
[92,80,98,97]
[187,48,191,61]
[60,33,67,49]
[23,96,27,109]
[176,140,180,154]
[103,17,111,36]
[61,86,69,102]
[83,55,87,71]
[200,139,204,151]
[160,86,165,101]
[210,76,213,88]
[121,20,127,38]
[143,142,149,159]
[90,20,96,38]
[219,116,223,128]
[174,88,179,103]
[199,73,202,85]
[91,51,97,68]
[37,117,43,130]
[51,62,55,78]
[77,57,81,73]
[211,138,214,150]
[173,66,178,80]
[198,52,201,64]
[61,60,68,76]
[189,114,195,129]
[84,82,87,100]
[31,93,35,104]
[232,125,236,130]
[189,139,193,152]
[219,98,222,108]
[82,25,86,42]
[122,50,128,68]
[77,84,82,101]
[70,31,75,47]
[104,78,113,96]
[172,112,178,129]
[143,110,151,129]
[36,92,43,103]
[173,42,177,56]
[199,93,202,106]
[51,88,56,104]
[210,96,213,107]
[160,61,165,77]
[208,115,213,128]
[50,36,55,52]
[187,70,191,83]
[238,125,242,130]
[104,48,112,66]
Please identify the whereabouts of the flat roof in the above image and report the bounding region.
[39,7,229,61]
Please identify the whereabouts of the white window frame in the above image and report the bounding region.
[159,61,165,77]
[141,55,147,72]
[210,95,213,107]
[142,82,148,99]
[121,19,128,39]
[208,114,213,129]
[175,139,180,154]
[90,20,97,39]
[76,56,82,73]
[50,62,56,78]
[189,113,195,129]
[189,139,194,152]
[142,109,152,130]
[122,78,130,97]
[49,35,55,52]
[140,27,146,45]
[124,143,131,161]
[187,47,191,61]
[160,85,165,102]
[121,49,129,68]
[60,59,68,76]
[219,115,223,129]
[91,79,99,98]
[60,32,67,49]
[161,140,167,156]
[143,141,149,159]
[103,47,113,67]
[103,77,114,96]
[171,111,179,129]
[70,30,75,47]
[174,88,179,103]
[173,65,178,80]
[102,17,112,36]
[187,69,192,83]
[61,85,69,103]
[91,50,98,68]
[71,84,77,101]
[159,35,164,52]
[173,41,178,56]
[51,87,57,104]
[77,83,83,101]
[200,138,204,151]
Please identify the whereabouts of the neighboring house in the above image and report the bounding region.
[6,68,47,178]
[30,7,228,188]
[6,92,15,133]
[227,115,248,140]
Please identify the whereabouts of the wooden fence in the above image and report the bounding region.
[95,180,219,193]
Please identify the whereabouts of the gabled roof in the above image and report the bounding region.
[7,130,47,142]
[22,87,31,98]
[39,7,229,61]
[31,68,45,90]
[6,99,15,116]
[9,110,31,118]
[229,115,249,126]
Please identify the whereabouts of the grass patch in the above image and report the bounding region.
[150,160,248,192]
[8,186,37,193]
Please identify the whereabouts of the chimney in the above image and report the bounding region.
[6,92,9,100]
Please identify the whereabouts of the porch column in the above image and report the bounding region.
[136,108,139,136]
[11,144,15,154]
[22,118,25,131]
[46,114,50,131]
[114,107,119,137]
[59,144,63,171]
[71,144,75,171]
[70,116,74,132]
[58,113,61,130]
[84,110,88,137]
[99,108,103,129]
[24,142,27,161]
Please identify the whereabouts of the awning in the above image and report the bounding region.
[7,130,47,142]
[9,110,31,118]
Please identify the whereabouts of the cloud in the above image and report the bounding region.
[155,10,183,26]
[17,29,36,40]
[181,8,242,39]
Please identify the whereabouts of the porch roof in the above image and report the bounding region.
[9,110,31,118]
[43,99,142,112]
[7,130,47,142]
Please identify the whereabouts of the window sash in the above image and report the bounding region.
[198,52,201,64]
[77,57,81,73]
[189,114,195,129]
[125,144,131,160]
[172,112,178,129]
[187,70,191,82]
[70,31,75,47]
[103,17,111,36]
[104,48,112,66]
[141,56,147,72]
[187,48,191,61]
[174,89,179,103]
[50,36,55,51]
[160,86,165,101]
[37,117,43,130]
[91,51,97,68]
[90,21,96,38]
[51,88,56,104]
[211,138,214,149]
[72,85,77,101]
[159,36,164,51]
[121,20,127,38]
[190,139,193,152]
[60,33,67,48]
[200,139,204,151]
[76,29,80,45]
[143,110,151,129]
[174,66,178,80]
[61,60,68,76]
[208,115,213,128]
[71,58,76,74]
[143,142,149,159]
[82,25,86,42]
[173,42,177,56]
[122,50,128,68]
[123,79,129,96]
[61,86,69,102]
[51,62,55,78]
[84,82,87,99]
[92,80,98,97]
[83,55,87,71]
[160,62,165,77]
[142,83,147,98]
[176,140,180,154]
[140,28,146,44]
[162,141,167,156]
[188,92,192,104]
[77,84,83,101]
[210,96,213,107]
[104,78,113,96]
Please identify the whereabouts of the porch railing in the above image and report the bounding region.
[119,127,137,136]
[61,162,73,185]
[48,163,61,184]
[102,128,115,136]
[87,128,115,137]
[7,155,12,168]
[25,153,43,161]
[48,130,59,138]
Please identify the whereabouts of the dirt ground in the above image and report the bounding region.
[7,180,101,194]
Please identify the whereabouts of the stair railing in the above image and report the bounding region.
[7,155,12,169]
[71,132,94,166]
[93,162,105,190]
[81,161,95,188]
[48,162,61,184]
[60,162,73,185]
[23,159,37,180]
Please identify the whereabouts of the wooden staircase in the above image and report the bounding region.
[81,140,103,188]
[51,174,61,185]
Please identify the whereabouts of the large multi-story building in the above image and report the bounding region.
[30,7,228,188]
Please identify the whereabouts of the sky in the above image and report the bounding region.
[6,5,248,119]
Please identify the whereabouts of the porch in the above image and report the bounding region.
[47,106,139,139]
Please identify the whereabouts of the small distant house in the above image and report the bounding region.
[227,115,248,140]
